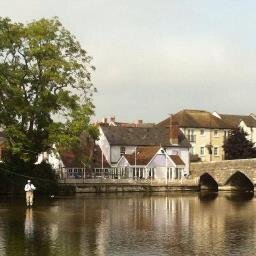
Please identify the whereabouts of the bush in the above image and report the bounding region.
[0,159,58,195]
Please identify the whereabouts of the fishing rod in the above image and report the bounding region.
[0,166,57,184]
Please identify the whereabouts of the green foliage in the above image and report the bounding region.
[223,127,256,160]
[0,160,58,195]
[0,17,97,164]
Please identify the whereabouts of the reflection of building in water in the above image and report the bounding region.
[24,208,34,239]
[13,194,256,255]
[95,209,110,256]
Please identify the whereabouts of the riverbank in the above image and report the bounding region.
[59,178,256,193]
[59,178,199,193]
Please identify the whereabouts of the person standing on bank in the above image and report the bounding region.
[24,180,36,207]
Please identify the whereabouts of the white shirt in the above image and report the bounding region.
[24,184,36,192]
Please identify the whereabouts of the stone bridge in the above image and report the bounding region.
[190,158,256,192]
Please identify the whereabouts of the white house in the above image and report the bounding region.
[239,118,256,145]
[97,120,191,179]
[213,112,256,145]
[116,146,186,180]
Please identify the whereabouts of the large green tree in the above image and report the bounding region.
[0,17,98,165]
[223,127,256,160]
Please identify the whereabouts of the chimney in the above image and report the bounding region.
[110,117,115,123]
[169,115,179,145]
[102,117,108,123]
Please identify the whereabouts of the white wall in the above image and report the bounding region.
[110,146,135,164]
[239,121,256,145]
[154,167,167,179]
[36,150,64,171]
[116,157,130,167]
[165,147,190,175]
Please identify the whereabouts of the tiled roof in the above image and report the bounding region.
[219,114,256,128]
[169,155,185,166]
[60,144,110,168]
[113,122,155,128]
[124,146,160,165]
[158,109,256,129]
[158,109,230,129]
[100,125,190,148]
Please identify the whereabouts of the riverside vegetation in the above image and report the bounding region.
[0,17,98,194]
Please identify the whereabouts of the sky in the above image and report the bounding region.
[1,0,256,123]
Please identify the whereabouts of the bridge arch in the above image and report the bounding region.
[199,173,218,191]
[224,171,254,192]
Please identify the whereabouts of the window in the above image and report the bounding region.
[200,147,205,156]
[189,147,194,155]
[120,146,126,156]
[200,129,205,135]
[213,130,218,137]
[148,168,155,179]
[214,147,218,156]
[174,168,182,179]
[187,129,196,142]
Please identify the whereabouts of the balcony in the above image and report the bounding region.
[187,134,196,142]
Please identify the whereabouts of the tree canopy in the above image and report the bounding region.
[223,127,256,160]
[0,17,98,164]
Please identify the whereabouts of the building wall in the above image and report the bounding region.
[239,121,256,145]
[147,154,174,168]
[182,128,228,162]
[110,146,135,164]
[154,167,167,179]
[36,150,64,170]
[165,147,190,175]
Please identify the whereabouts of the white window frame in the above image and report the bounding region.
[213,130,219,137]
[213,147,218,156]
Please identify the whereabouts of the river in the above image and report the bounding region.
[0,192,255,256]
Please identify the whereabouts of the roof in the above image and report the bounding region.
[60,144,110,168]
[121,147,185,166]
[123,146,160,165]
[100,125,190,148]
[59,133,110,168]
[111,122,155,128]
[219,114,256,128]
[169,155,185,166]
[158,109,242,129]
[158,109,256,129]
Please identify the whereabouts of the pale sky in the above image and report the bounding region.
[1,0,256,123]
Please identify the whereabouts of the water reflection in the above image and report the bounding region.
[24,208,34,239]
[0,193,255,256]
[198,191,218,201]
[225,192,254,202]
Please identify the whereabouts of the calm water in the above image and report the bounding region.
[0,192,256,256]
